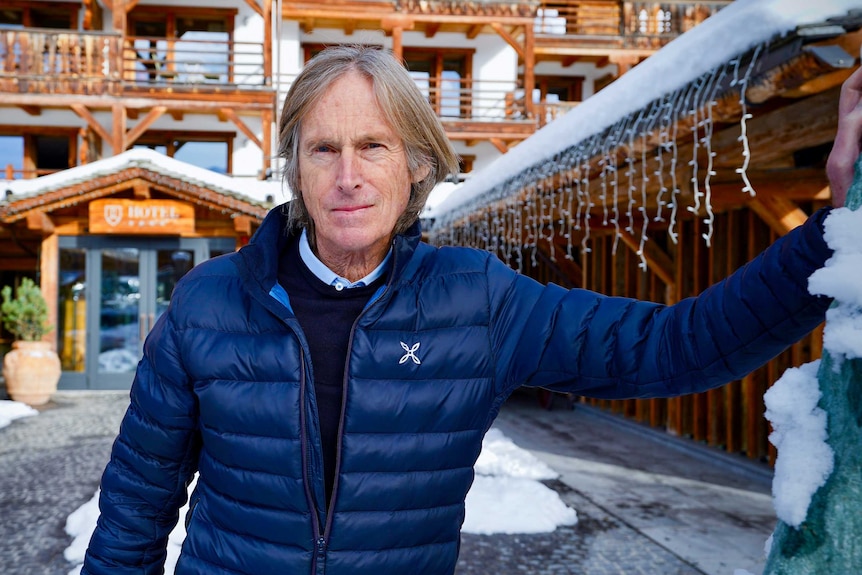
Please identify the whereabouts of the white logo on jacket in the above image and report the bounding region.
[399,341,421,365]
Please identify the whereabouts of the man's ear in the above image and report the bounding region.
[412,164,431,183]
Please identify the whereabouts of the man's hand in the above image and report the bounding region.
[826,64,862,208]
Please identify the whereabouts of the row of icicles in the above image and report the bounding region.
[430,44,764,274]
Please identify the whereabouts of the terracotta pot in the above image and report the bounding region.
[3,340,61,406]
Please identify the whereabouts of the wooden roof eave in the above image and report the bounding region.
[0,167,269,225]
[438,26,859,234]
[282,3,535,28]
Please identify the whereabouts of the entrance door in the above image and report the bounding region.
[57,236,233,389]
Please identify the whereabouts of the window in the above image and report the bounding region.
[133,131,233,174]
[127,6,236,85]
[301,45,475,119]
[0,130,76,178]
[0,136,24,179]
[404,49,472,119]
[0,1,78,29]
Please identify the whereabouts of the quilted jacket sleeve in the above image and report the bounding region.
[81,299,201,574]
[490,208,834,400]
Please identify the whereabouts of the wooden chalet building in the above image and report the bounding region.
[0,0,727,390]
[429,2,862,463]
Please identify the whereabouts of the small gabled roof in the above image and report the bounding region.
[0,148,285,223]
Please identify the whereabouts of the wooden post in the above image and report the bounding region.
[261,107,273,179]
[391,26,403,61]
[263,0,272,85]
[40,232,59,350]
[523,24,535,119]
[112,103,126,153]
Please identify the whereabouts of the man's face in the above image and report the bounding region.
[298,70,415,269]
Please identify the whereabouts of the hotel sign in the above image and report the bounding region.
[89,199,195,235]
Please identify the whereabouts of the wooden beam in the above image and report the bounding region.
[609,54,640,75]
[261,108,273,179]
[40,232,59,349]
[70,104,113,145]
[490,23,524,60]
[561,56,580,68]
[617,229,675,287]
[0,92,274,111]
[523,24,535,118]
[234,215,253,235]
[391,26,403,60]
[466,24,483,40]
[112,103,126,153]
[220,108,262,149]
[489,138,509,154]
[20,105,41,116]
[263,0,272,84]
[26,211,55,233]
[133,179,151,199]
[748,194,808,236]
[243,0,264,17]
[300,18,314,34]
[124,106,166,148]
[424,22,440,38]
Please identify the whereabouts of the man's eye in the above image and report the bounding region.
[366,142,384,149]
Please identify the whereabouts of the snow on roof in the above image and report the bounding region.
[432,0,861,223]
[0,148,287,207]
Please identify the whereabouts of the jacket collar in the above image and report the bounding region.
[238,202,423,292]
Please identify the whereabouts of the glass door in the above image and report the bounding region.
[57,237,229,390]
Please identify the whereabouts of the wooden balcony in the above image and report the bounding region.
[0,28,270,97]
[0,28,122,96]
[534,1,732,61]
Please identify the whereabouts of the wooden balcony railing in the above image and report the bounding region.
[535,0,730,47]
[0,28,122,95]
[0,28,268,96]
[276,74,532,122]
[123,35,267,88]
[537,100,580,127]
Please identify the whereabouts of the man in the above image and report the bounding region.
[82,45,861,575]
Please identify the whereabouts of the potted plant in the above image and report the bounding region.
[1,277,61,406]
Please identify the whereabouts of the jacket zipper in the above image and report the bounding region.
[317,240,400,560]
[299,351,326,573]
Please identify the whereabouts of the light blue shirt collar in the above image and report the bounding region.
[298,229,391,291]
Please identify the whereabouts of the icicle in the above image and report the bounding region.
[700,63,727,248]
[563,167,575,261]
[599,148,610,227]
[733,44,762,197]
[580,161,593,255]
[637,129,650,272]
[514,200,523,274]
[686,77,707,220]
[654,93,675,224]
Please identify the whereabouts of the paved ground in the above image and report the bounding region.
[0,389,775,575]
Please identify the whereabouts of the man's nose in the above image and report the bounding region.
[336,149,362,191]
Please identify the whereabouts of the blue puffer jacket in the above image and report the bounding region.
[83,204,832,575]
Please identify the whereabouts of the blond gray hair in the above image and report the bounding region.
[277,44,459,237]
